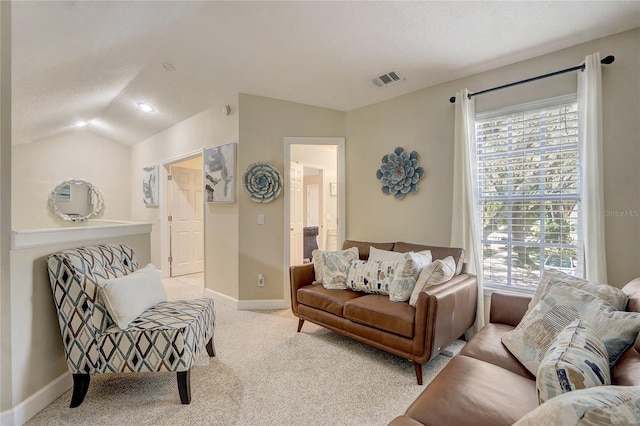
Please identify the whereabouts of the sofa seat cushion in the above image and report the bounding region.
[403,355,538,426]
[460,323,534,379]
[297,284,363,317]
[344,294,415,338]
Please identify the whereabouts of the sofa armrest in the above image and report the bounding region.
[289,263,315,316]
[489,292,532,327]
[413,274,478,361]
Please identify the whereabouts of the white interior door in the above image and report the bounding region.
[290,162,304,266]
[170,166,204,276]
[306,184,320,226]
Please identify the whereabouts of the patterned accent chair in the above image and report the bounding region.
[46,244,215,407]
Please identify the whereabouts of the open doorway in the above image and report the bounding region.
[163,154,204,278]
[284,137,345,278]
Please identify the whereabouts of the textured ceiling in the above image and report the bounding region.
[11,1,640,146]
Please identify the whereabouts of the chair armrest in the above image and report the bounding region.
[289,263,315,316]
[489,292,532,327]
[413,274,478,361]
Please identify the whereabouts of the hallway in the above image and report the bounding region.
[162,272,204,301]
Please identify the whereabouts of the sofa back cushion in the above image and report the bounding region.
[341,240,466,274]
[393,241,465,275]
[342,240,394,260]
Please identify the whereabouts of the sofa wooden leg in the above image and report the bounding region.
[297,318,305,332]
[70,373,90,408]
[413,362,423,385]
[206,337,216,357]
[177,370,191,404]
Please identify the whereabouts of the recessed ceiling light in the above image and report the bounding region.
[74,121,88,127]
[138,103,155,113]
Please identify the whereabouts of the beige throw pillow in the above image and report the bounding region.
[369,246,432,263]
[320,247,359,290]
[536,319,611,404]
[312,247,358,284]
[389,251,433,302]
[502,281,640,377]
[526,270,628,316]
[408,256,456,307]
[513,386,640,426]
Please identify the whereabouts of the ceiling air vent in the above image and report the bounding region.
[373,71,403,87]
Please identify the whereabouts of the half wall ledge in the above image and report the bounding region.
[11,220,152,249]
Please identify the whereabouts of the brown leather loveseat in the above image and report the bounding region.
[289,240,478,384]
[389,277,640,425]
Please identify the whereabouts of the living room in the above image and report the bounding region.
[2,2,639,425]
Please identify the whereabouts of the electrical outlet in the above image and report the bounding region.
[258,274,265,287]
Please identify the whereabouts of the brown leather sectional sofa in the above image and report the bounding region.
[389,277,640,425]
[289,240,478,384]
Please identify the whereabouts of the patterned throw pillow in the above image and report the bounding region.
[408,256,456,307]
[321,248,359,290]
[513,386,640,426]
[389,252,433,302]
[346,259,400,294]
[527,270,628,316]
[536,319,611,404]
[502,281,640,377]
[312,247,358,284]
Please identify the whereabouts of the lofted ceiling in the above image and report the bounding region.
[11,1,640,146]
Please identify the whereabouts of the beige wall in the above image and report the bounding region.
[12,130,132,230]
[238,94,345,301]
[0,0,12,415]
[8,232,150,418]
[130,104,240,299]
[345,28,640,287]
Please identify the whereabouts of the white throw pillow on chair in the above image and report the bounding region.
[97,263,167,329]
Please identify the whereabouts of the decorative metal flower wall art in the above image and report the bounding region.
[376,147,424,199]
[242,162,283,203]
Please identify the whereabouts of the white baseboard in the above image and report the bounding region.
[1,372,71,426]
[204,288,287,310]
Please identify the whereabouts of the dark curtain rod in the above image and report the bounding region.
[449,55,615,103]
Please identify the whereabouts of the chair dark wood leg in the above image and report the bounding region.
[177,370,191,404]
[297,318,305,332]
[206,337,216,357]
[413,362,423,385]
[70,374,90,408]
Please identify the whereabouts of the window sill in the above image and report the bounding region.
[483,285,535,298]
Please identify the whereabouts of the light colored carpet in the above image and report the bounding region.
[26,275,450,426]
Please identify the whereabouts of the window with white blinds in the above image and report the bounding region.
[475,95,583,291]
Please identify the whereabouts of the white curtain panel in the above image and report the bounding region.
[578,52,608,284]
[451,88,485,331]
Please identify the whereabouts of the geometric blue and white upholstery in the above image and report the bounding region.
[46,244,215,406]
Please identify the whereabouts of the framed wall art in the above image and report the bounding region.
[204,142,237,203]
[142,164,159,206]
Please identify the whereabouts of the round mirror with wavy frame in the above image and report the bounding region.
[48,179,104,223]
